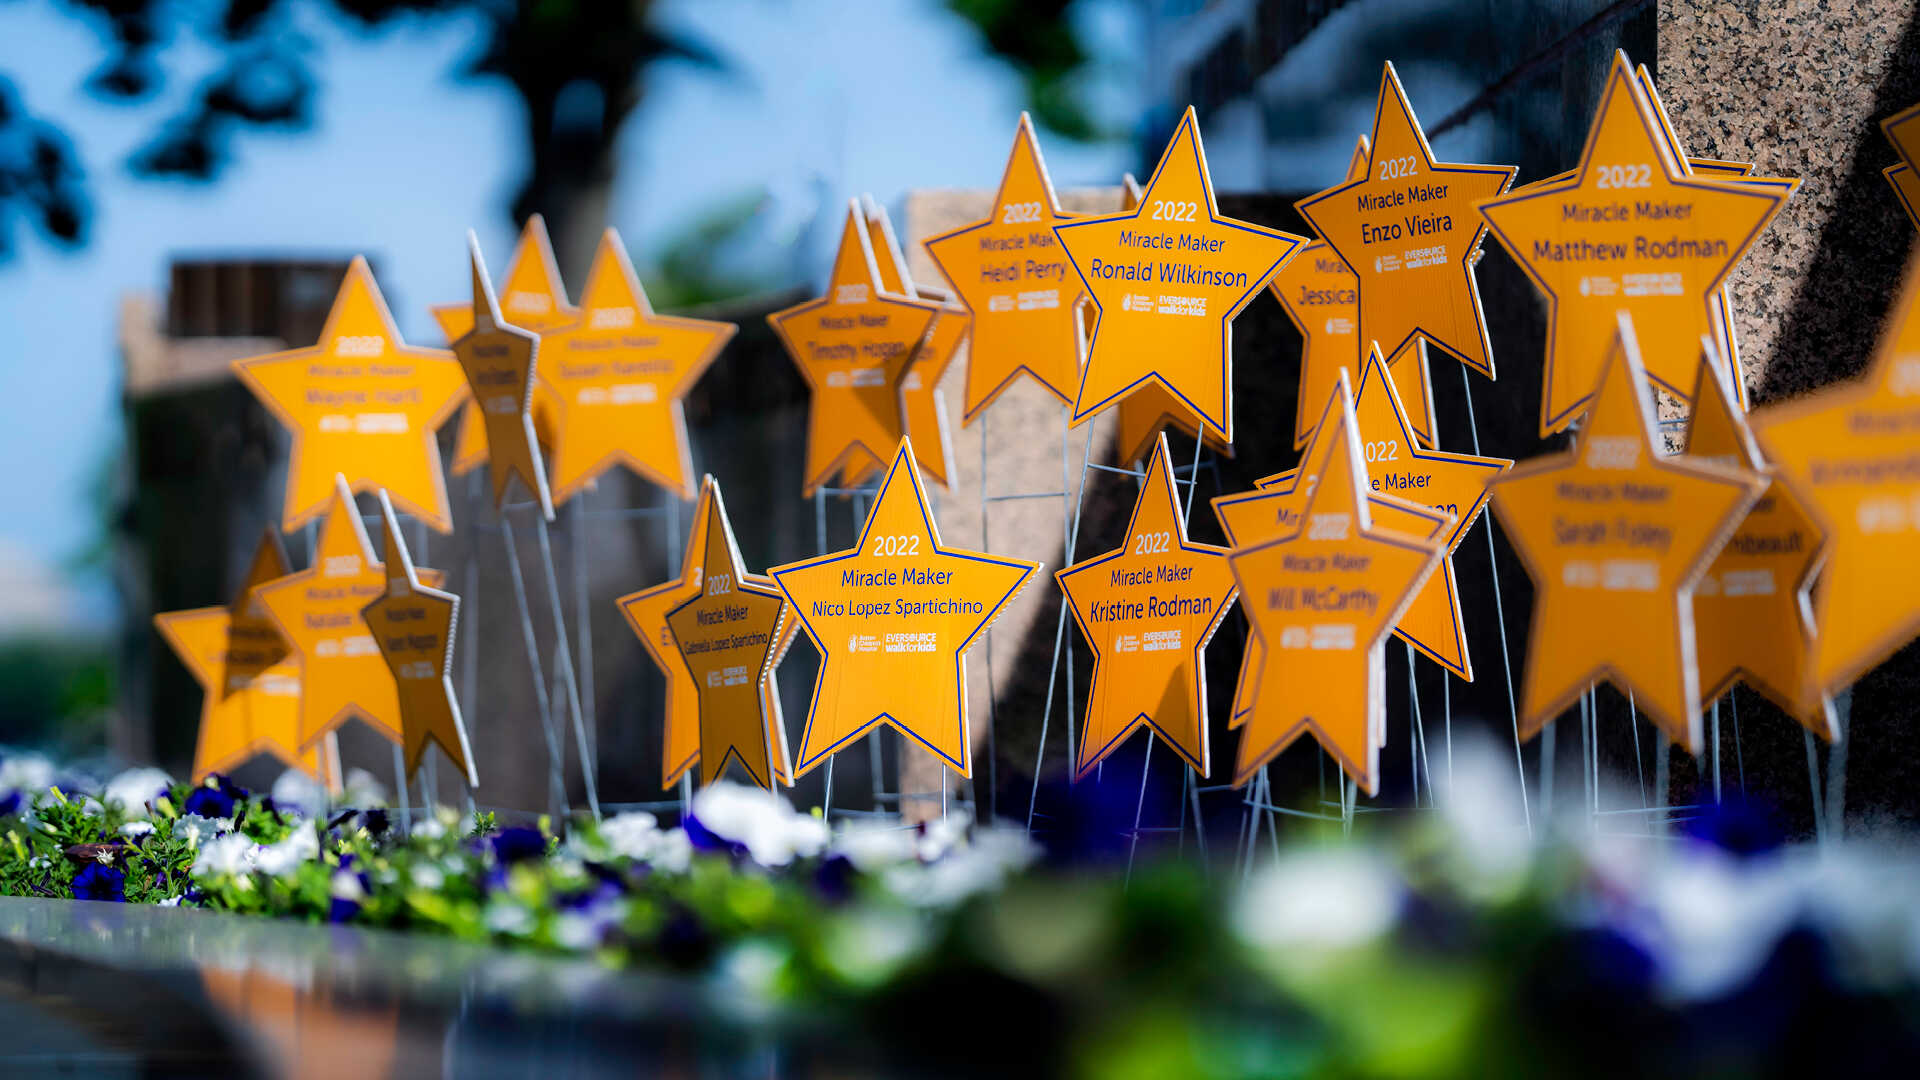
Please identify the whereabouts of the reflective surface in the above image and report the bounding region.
[0,897,867,1078]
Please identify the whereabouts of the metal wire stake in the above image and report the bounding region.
[391,742,411,831]
[1459,365,1532,837]
[533,512,602,820]
[498,513,568,823]
[1126,739,1154,881]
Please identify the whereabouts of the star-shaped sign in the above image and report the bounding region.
[616,477,797,789]
[455,232,553,518]
[154,529,325,783]
[233,258,469,533]
[255,475,445,748]
[542,228,734,504]
[1888,163,1920,231]
[1057,433,1237,779]
[1754,253,1920,703]
[858,196,964,489]
[1275,135,1441,450]
[1229,384,1446,793]
[1478,51,1794,436]
[1489,314,1762,751]
[1297,62,1515,379]
[363,491,478,784]
[1108,172,1236,465]
[1682,351,1834,737]
[771,437,1040,777]
[665,480,791,790]
[1055,107,1304,442]
[434,215,576,476]
[922,113,1085,423]
[1885,103,1920,231]
[1212,375,1451,727]
[769,202,942,495]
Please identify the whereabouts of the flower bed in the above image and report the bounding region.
[4,750,1920,1075]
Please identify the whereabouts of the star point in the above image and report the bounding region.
[455,232,553,519]
[363,491,477,784]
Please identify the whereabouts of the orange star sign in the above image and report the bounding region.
[154,529,325,783]
[1056,434,1237,779]
[1489,314,1762,751]
[434,215,576,476]
[1754,253,1920,703]
[1683,352,1834,737]
[922,113,1085,423]
[1228,388,1446,793]
[456,232,553,518]
[862,196,964,489]
[1275,134,1439,450]
[363,492,478,784]
[255,475,445,748]
[1109,173,1235,465]
[1297,62,1515,380]
[543,228,734,504]
[233,258,469,533]
[1055,106,1304,441]
[1888,163,1920,231]
[769,202,941,494]
[1478,52,1793,435]
[771,438,1039,777]
[1212,375,1451,727]
[617,478,796,789]
[665,481,790,791]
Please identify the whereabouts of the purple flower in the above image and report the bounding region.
[488,826,546,865]
[682,814,747,861]
[328,896,361,923]
[361,809,390,837]
[0,791,20,816]
[813,853,858,904]
[182,775,246,819]
[72,863,126,902]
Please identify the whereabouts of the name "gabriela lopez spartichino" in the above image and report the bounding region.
[1086,259,1249,289]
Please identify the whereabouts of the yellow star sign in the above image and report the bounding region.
[861,195,964,489]
[153,529,327,783]
[1754,253,1920,704]
[617,477,796,789]
[1213,375,1452,728]
[542,228,734,504]
[770,438,1040,778]
[665,480,791,791]
[1489,314,1762,751]
[433,215,576,476]
[1297,62,1515,380]
[233,258,469,533]
[1056,433,1237,779]
[455,232,552,518]
[768,202,942,494]
[363,491,478,784]
[1885,102,1920,230]
[1682,352,1834,737]
[1055,106,1304,442]
[1228,385,1446,794]
[1109,172,1235,465]
[1478,52,1794,435]
[1275,134,1438,450]
[922,113,1085,423]
[255,475,445,748]
[1888,163,1920,230]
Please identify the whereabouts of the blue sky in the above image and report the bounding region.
[0,0,1142,630]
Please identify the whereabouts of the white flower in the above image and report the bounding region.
[412,816,447,841]
[102,768,173,818]
[1235,850,1402,951]
[254,827,319,877]
[832,823,919,871]
[917,809,974,862]
[597,812,662,861]
[484,899,535,936]
[173,814,226,848]
[157,895,182,907]
[329,868,366,901]
[553,911,604,951]
[193,832,262,877]
[0,754,54,799]
[270,769,327,818]
[27,855,48,870]
[341,768,388,808]
[652,828,692,874]
[883,826,1039,908]
[119,821,154,838]
[77,796,105,817]
[1642,847,1801,1001]
[410,864,445,891]
[691,782,829,867]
